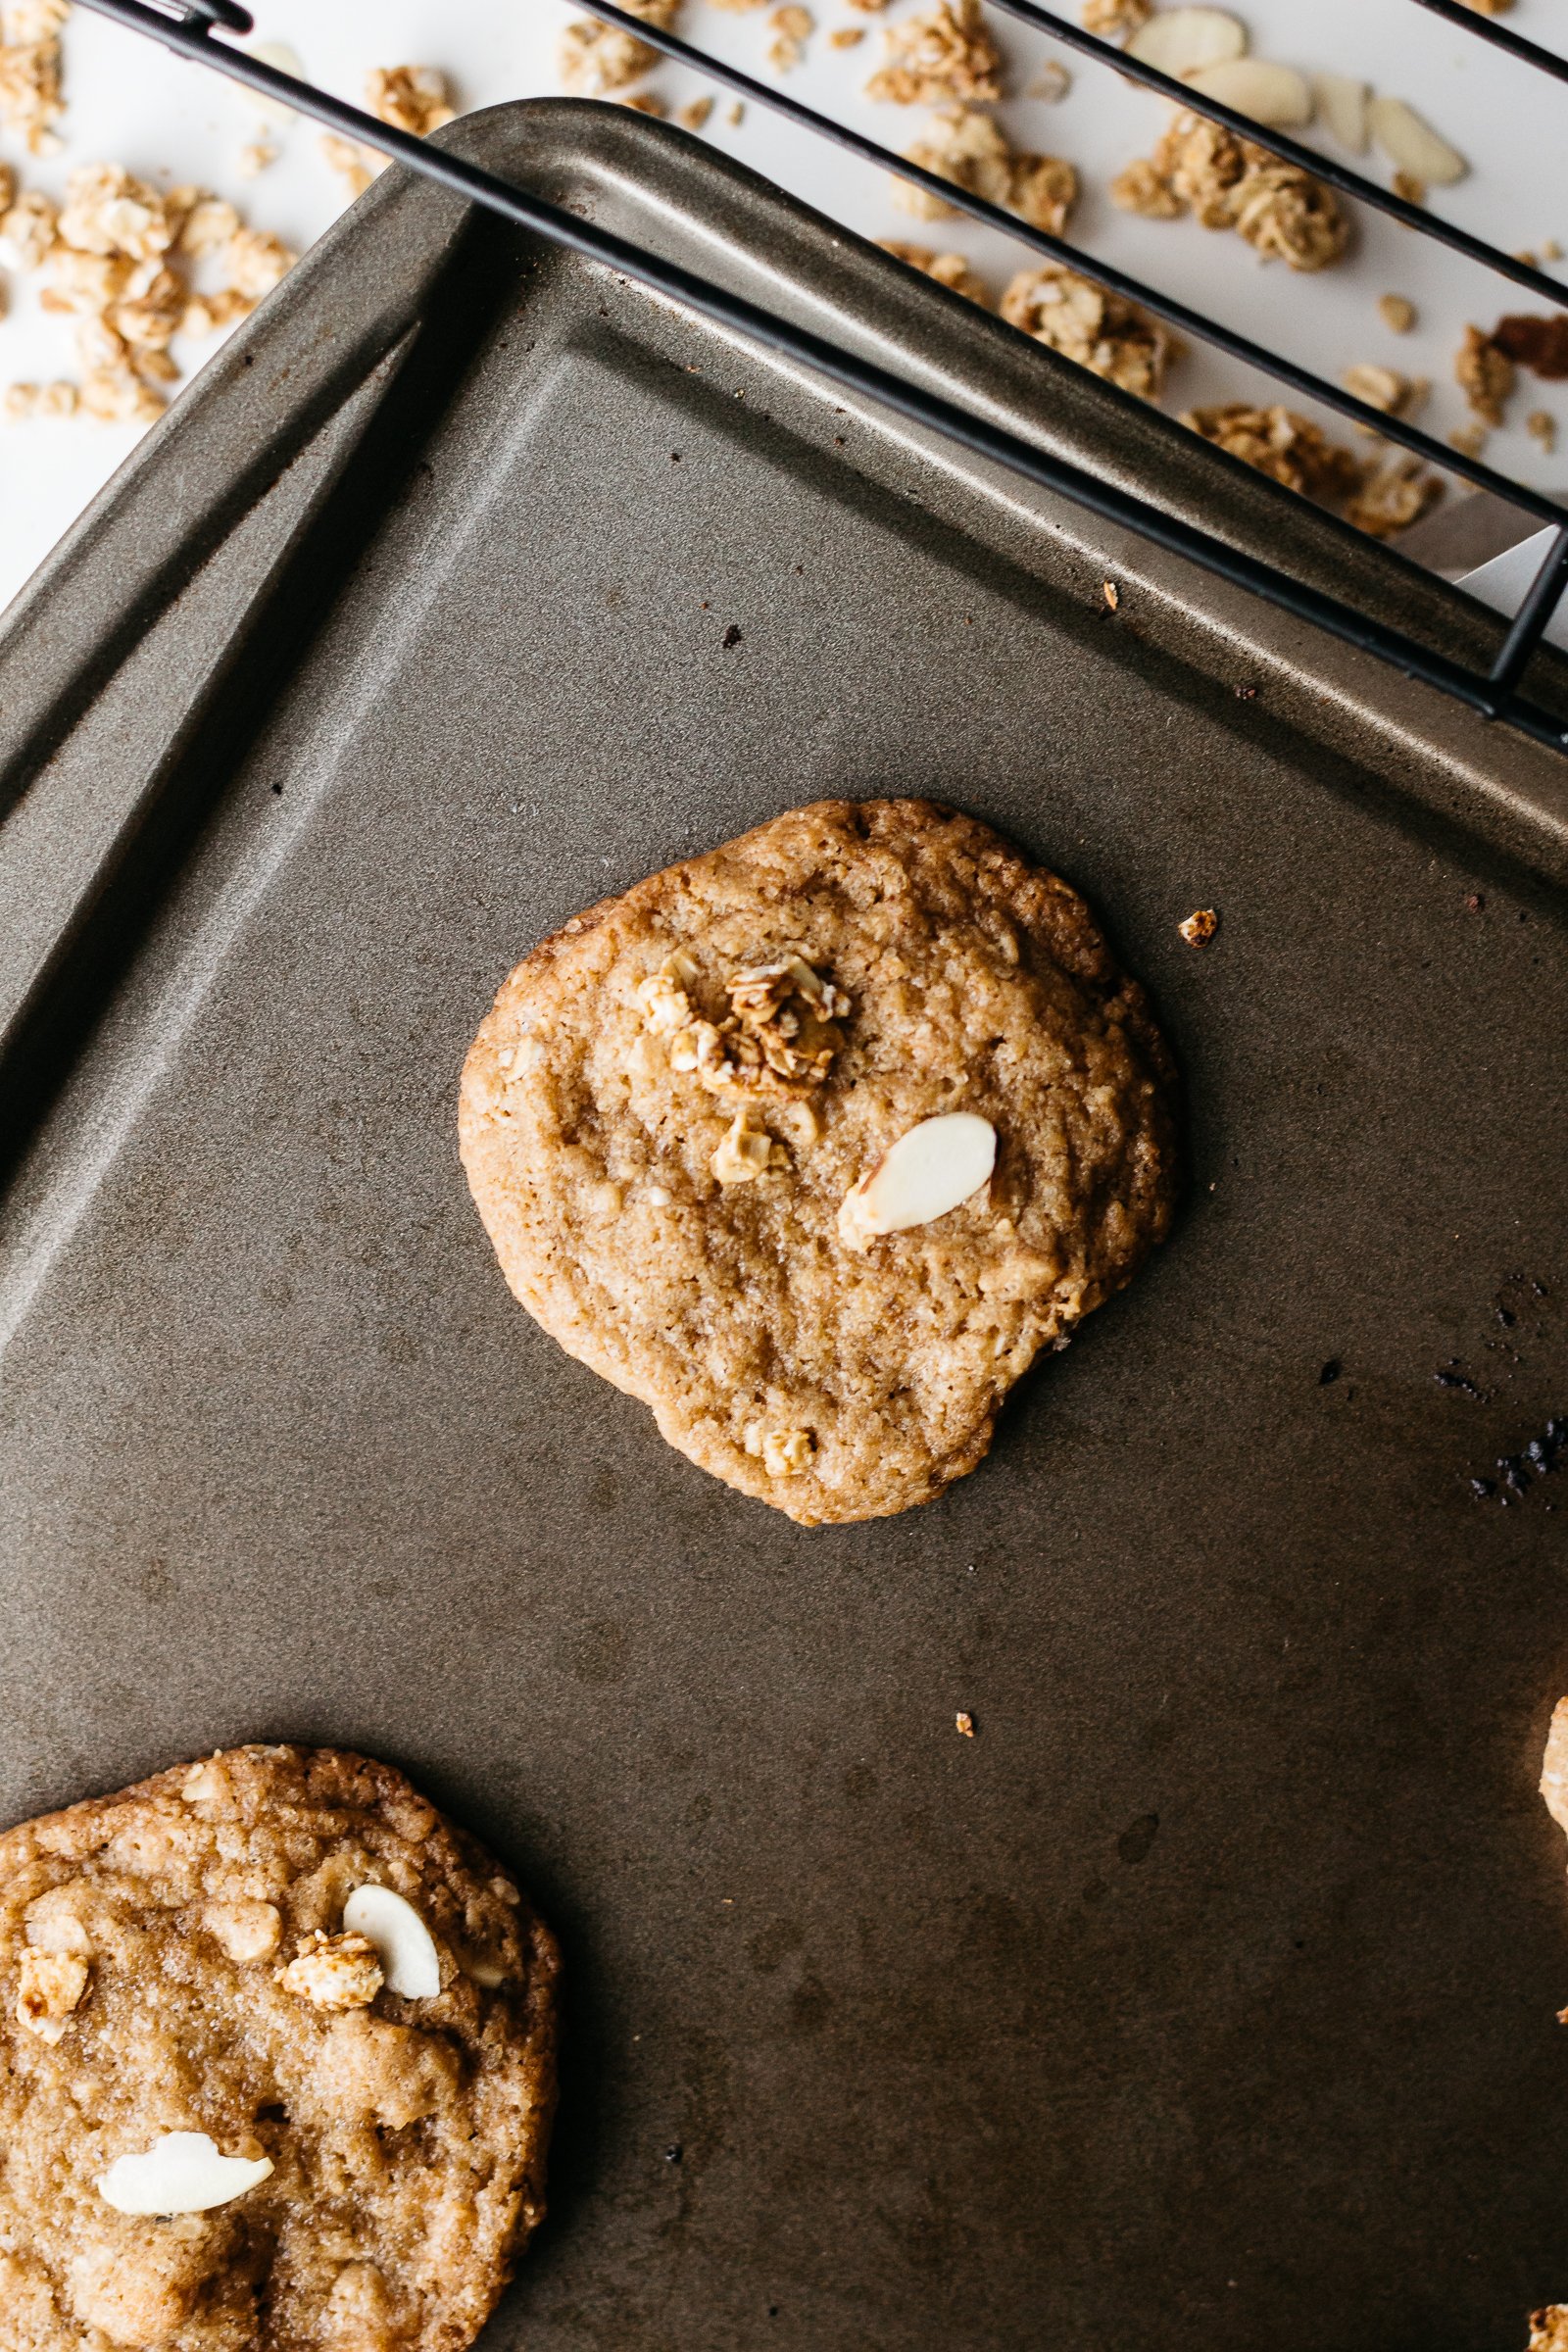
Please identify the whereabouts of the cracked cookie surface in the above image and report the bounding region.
[460,798,1178,1525]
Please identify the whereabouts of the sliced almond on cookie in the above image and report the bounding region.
[1184,58,1313,126]
[838,1112,997,1250]
[1125,8,1246,77]
[343,1885,442,1999]
[97,2132,273,2216]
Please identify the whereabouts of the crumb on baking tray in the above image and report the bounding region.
[1178,908,1217,947]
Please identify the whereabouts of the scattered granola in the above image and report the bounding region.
[1343,453,1443,540]
[766,4,814,72]
[1456,322,1515,425]
[621,91,666,115]
[322,63,457,195]
[1180,403,1360,504]
[559,0,676,98]
[896,106,1077,239]
[1178,908,1217,947]
[1028,60,1071,102]
[0,0,67,156]
[1528,410,1557,453]
[1391,169,1425,207]
[865,0,1002,106]
[276,1931,384,2012]
[1378,292,1416,333]
[1342,363,1425,425]
[1081,0,1150,35]
[879,240,991,306]
[828,24,863,45]
[2,375,74,417]
[1001,262,1173,400]
[1113,112,1347,271]
[1102,579,1119,611]
[1448,420,1488,460]
[956,1710,976,1737]
[679,95,714,129]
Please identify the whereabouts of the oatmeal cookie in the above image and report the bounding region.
[461,800,1178,1525]
[0,1744,559,2349]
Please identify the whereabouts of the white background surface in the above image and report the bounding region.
[1,0,1565,613]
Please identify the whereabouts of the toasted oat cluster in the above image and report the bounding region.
[1456,322,1515,425]
[1,164,293,426]
[1113,111,1348,272]
[321,63,457,196]
[879,241,991,306]
[766,3,814,73]
[461,800,1178,1525]
[0,1745,559,2352]
[1531,2312,1568,2352]
[559,0,677,97]
[1082,0,1151,31]
[895,105,1078,237]
[1343,453,1444,539]
[1001,262,1173,401]
[865,0,1003,105]
[0,0,68,156]
[1180,402,1361,503]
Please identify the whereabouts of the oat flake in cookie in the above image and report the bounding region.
[461,799,1178,1525]
[0,1744,558,2349]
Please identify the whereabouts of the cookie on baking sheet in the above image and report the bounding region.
[460,798,1178,1526]
[0,1744,558,2351]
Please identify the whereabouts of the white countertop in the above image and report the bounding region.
[1,0,1563,615]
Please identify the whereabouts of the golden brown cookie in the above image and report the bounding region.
[460,799,1178,1525]
[0,1745,558,2349]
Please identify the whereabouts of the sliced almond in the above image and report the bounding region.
[1543,1696,1568,1838]
[247,40,308,125]
[97,2133,272,2217]
[343,1884,442,1999]
[1184,58,1313,127]
[1124,7,1246,77]
[1368,96,1466,188]
[1312,72,1368,154]
[838,1112,997,1250]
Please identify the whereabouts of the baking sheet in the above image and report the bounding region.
[2,101,1567,2352]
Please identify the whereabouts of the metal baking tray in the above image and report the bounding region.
[2,100,1567,2351]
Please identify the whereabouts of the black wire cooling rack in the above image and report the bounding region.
[74,0,1568,752]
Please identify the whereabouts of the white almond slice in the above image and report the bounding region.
[1367,96,1467,187]
[1313,72,1368,154]
[343,1885,442,1999]
[248,40,307,124]
[1184,59,1314,127]
[1543,1696,1568,1838]
[838,1112,997,1250]
[1125,8,1246,78]
[97,2133,272,2217]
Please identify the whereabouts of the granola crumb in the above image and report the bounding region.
[828,25,864,45]
[1029,59,1071,102]
[761,1428,815,1477]
[956,1710,976,1737]
[1528,409,1557,453]
[1181,403,1360,505]
[726,100,746,125]
[865,0,1002,105]
[320,132,377,199]
[1102,579,1119,611]
[276,1931,384,2012]
[0,185,55,267]
[621,90,666,115]
[711,1108,773,1185]
[15,1948,89,2043]
[1456,322,1515,425]
[1392,168,1425,206]
[1544,239,1563,263]
[1378,292,1416,333]
[0,7,65,156]
[1342,362,1422,423]
[367,64,457,138]
[1448,420,1489,460]
[879,240,991,306]
[766,4,814,72]
[1081,0,1150,34]
[1002,262,1173,401]
[1343,453,1444,539]
[679,95,714,129]
[1178,907,1217,947]
[237,138,277,179]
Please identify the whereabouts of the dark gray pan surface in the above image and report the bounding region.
[1,102,1566,2352]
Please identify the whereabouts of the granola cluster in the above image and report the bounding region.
[1001,263,1173,401]
[276,1932,385,2013]
[1113,111,1348,272]
[1342,453,1443,540]
[642,947,852,1099]
[865,0,1002,105]
[895,105,1078,238]
[0,0,68,158]
[1180,403,1361,503]
[879,241,991,306]
[3,165,293,426]
[1455,322,1514,426]
[1081,0,1151,32]
[559,0,678,98]
[321,65,457,198]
